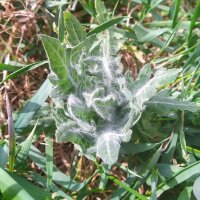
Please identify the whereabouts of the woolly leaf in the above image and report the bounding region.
[40,35,72,94]
[132,66,180,110]
[146,96,200,113]
[56,122,93,149]
[63,12,86,46]
[41,13,186,165]
[96,133,121,165]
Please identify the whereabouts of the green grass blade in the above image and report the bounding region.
[115,163,142,178]
[120,141,162,155]
[188,2,200,45]
[79,0,96,16]
[29,145,84,191]
[0,140,8,168]
[0,61,48,85]
[15,121,38,169]
[157,163,183,177]
[184,62,200,95]
[172,0,182,28]
[161,113,183,163]
[99,172,108,190]
[147,20,200,30]
[139,28,170,43]
[177,186,192,200]
[152,19,182,61]
[157,160,200,197]
[87,16,128,36]
[112,146,162,199]
[99,164,110,190]
[0,63,19,72]
[29,171,73,199]
[58,5,64,42]
[150,170,158,200]
[0,167,51,200]
[139,0,164,22]
[45,137,53,190]
[110,176,136,199]
[112,0,120,17]
[76,169,100,200]
[6,94,15,172]
[108,175,148,200]
[133,145,162,190]
[95,0,107,23]
[183,41,200,70]
[131,24,174,53]
[14,79,53,134]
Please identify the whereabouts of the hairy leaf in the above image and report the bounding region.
[40,35,72,95]
[40,12,196,165]
[63,11,86,46]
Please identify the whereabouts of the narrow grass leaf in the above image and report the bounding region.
[183,41,200,70]
[120,142,160,155]
[153,19,182,60]
[150,0,165,8]
[99,165,110,190]
[179,130,187,161]
[29,171,73,199]
[157,163,183,178]
[108,175,148,200]
[0,63,19,72]
[134,145,162,189]
[112,146,162,200]
[161,114,183,163]
[95,0,107,23]
[0,61,48,85]
[139,28,169,42]
[115,163,142,178]
[45,137,53,190]
[188,2,200,44]
[110,176,136,200]
[139,0,164,22]
[79,0,96,16]
[178,186,192,200]
[172,0,182,28]
[58,5,64,42]
[76,169,100,199]
[0,140,8,168]
[112,0,120,17]
[157,160,200,196]
[132,0,170,11]
[186,146,200,159]
[87,16,128,36]
[151,170,158,200]
[132,24,174,53]
[15,121,38,167]
[0,167,51,200]
[29,145,84,191]
[14,79,53,133]
[99,172,108,190]
[147,20,200,30]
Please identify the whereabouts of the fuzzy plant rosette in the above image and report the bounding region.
[41,12,200,165]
